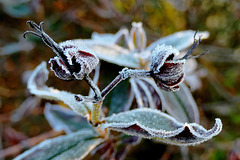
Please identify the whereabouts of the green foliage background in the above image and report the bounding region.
[0,0,240,159]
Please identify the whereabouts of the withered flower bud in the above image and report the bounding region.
[24,21,99,80]
[130,22,147,52]
[49,41,99,80]
[149,44,186,92]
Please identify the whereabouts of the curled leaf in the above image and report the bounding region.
[27,62,92,117]
[100,108,222,146]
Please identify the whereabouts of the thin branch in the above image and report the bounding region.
[101,68,151,99]
[101,74,123,99]
[89,62,101,97]
[180,31,202,60]
[187,50,209,59]
[24,20,74,74]
[84,75,102,102]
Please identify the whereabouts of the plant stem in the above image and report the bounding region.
[84,75,102,102]
[85,68,150,125]
[180,31,201,60]
[101,74,122,99]
[101,68,151,99]
[91,101,103,126]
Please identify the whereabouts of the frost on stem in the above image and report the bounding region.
[101,68,151,99]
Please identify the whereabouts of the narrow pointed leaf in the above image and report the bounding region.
[44,103,94,134]
[14,130,104,160]
[100,108,222,146]
[146,30,209,51]
[27,62,91,116]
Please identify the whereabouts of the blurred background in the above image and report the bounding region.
[0,0,240,159]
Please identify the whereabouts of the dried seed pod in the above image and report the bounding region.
[49,40,99,80]
[149,44,186,92]
[24,21,99,80]
[130,22,147,52]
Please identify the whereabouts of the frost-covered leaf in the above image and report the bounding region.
[70,30,209,69]
[91,28,129,46]
[161,83,200,123]
[90,45,141,68]
[70,39,141,68]
[28,62,91,116]
[44,103,94,134]
[14,130,104,160]
[100,108,222,146]
[146,30,209,51]
[91,33,118,45]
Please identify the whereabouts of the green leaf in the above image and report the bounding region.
[161,83,200,123]
[100,108,222,146]
[104,80,130,116]
[27,62,92,117]
[14,130,104,160]
[44,103,95,134]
